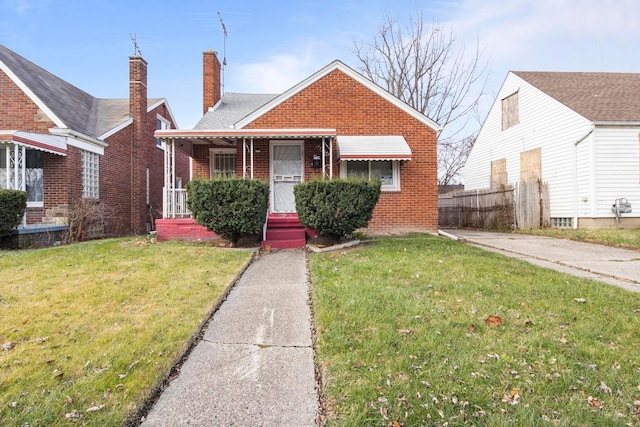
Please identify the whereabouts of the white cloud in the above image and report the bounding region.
[443,0,640,67]
[228,43,330,94]
[4,0,33,14]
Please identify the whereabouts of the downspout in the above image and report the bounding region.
[573,125,594,229]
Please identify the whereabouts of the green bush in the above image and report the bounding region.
[0,189,27,238]
[294,179,382,242]
[186,178,269,244]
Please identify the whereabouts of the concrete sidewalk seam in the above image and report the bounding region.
[466,240,638,285]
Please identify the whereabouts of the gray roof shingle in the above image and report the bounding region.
[0,44,162,138]
[195,92,279,129]
[513,71,640,122]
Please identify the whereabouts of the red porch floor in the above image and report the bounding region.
[155,215,311,249]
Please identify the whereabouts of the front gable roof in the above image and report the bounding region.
[201,60,440,132]
[0,44,170,140]
[512,71,640,122]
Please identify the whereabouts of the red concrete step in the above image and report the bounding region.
[262,214,306,248]
[266,228,306,241]
[261,238,307,249]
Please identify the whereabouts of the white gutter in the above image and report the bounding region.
[49,128,108,155]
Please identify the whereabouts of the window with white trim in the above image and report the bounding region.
[340,160,400,191]
[156,116,170,148]
[26,150,43,205]
[210,148,237,178]
[82,150,99,199]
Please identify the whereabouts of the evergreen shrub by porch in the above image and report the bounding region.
[186,178,269,244]
[294,179,382,242]
[0,189,27,238]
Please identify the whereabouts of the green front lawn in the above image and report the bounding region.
[310,235,640,426]
[0,238,252,426]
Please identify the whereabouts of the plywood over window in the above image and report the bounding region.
[502,91,519,130]
[520,147,541,183]
[490,158,508,188]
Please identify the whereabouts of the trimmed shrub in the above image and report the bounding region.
[294,179,382,242]
[187,178,269,244]
[0,189,27,238]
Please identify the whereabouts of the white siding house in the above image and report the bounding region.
[464,71,640,229]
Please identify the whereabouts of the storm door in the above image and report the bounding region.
[270,141,303,213]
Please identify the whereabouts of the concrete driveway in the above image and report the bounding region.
[440,229,640,293]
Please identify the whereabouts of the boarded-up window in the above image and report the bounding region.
[490,158,508,188]
[502,91,519,130]
[520,148,541,183]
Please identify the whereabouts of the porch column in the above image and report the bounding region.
[322,137,333,180]
[6,144,26,191]
[242,138,254,179]
[163,138,175,218]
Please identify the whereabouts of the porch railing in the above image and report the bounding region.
[163,187,191,218]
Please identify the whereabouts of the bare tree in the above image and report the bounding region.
[354,11,488,186]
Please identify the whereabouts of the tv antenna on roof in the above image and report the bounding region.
[129,33,142,56]
[217,11,228,94]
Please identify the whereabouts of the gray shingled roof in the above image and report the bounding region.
[194,92,279,130]
[513,71,640,122]
[0,44,161,138]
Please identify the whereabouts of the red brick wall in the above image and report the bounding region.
[2,61,188,237]
[1,69,73,224]
[244,69,438,234]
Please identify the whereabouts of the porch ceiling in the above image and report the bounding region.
[156,128,337,157]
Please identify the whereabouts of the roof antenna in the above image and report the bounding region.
[129,33,142,56]
[217,11,228,95]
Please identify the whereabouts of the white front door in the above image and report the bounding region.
[270,141,304,213]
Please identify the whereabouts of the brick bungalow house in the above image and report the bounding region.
[155,50,440,247]
[0,44,189,246]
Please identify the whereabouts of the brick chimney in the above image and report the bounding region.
[203,49,221,115]
[129,55,148,123]
[129,55,148,234]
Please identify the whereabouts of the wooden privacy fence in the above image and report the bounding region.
[438,181,549,230]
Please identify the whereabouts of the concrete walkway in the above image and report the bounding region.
[141,249,318,426]
[442,229,640,293]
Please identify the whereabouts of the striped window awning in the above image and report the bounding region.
[0,131,68,156]
[337,135,412,161]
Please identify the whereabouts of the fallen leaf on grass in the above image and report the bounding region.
[2,342,14,351]
[86,404,105,412]
[468,324,476,332]
[65,410,82,420]
[574,298,586,303]
[397,329,413,336]
[587,396,604,408]
[600,381,612,394]
[391,421,401,427]
[485,315,503,326]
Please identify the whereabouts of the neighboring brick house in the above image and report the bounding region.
[156,50,440,247]
[0,44,189,246]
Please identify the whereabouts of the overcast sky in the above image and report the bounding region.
[1,0,639,129]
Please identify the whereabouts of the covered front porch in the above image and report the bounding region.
[155,128,336,248]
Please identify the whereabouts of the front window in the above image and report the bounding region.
[26,150,43,204]
[156,116,170,148]
[341,160,400,191]
[210,148,237,178]
[82,150,99,199]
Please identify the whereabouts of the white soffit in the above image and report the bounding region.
[337,135,412,161]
